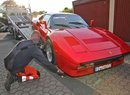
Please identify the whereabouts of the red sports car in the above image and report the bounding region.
[33,13,130,77]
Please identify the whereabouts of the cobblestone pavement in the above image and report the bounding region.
[76,53,130,95]
[126,42,130,46]
[0,33,75,95]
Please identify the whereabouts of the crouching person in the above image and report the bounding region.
[4,30,58,91]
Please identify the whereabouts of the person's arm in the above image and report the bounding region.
[32,48,58,73]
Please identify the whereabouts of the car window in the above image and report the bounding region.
[53,17,68,25]
[50,14,89,29]
[43,15,51,23]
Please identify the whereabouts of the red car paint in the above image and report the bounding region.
[33,13,130,77]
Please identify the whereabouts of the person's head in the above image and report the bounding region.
[39,16,43,21]
[31,30,41,43]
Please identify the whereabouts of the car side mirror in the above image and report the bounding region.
[89,20,94,27]
[37,21,47,29]
[36,22,41,26]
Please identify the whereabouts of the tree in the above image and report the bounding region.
[1,0,17,8]
[62,7,73,13]
[32,11,47,17]
[39,11,47,15]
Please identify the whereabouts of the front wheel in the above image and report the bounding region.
[45,39,56,64]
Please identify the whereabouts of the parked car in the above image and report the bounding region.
[33,13,130,77]
[0,22,9,32]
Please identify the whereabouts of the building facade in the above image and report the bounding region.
[73,0,130,42]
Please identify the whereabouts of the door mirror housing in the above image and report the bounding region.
[89,20,94,27]
[37,21,47,29]
[36,22,41,26]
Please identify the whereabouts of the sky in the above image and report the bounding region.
[0,0,75,12]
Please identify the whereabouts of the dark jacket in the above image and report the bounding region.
[4,40,57,74]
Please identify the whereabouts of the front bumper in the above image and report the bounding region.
[61,54,129,77]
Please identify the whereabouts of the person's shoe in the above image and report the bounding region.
[4,73,17,91]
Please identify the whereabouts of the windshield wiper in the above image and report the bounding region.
[69,22,87,26]
[69,22,83,24]
[69,22,89,28]
[54,24,71,28]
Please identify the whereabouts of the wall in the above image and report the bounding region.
[114,0,130,41]
[73,0,109,29]
[73,0,130,41]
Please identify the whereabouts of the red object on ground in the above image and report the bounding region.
[16,66,39,82]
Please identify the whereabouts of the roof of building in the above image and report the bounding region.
[73,0,99,6]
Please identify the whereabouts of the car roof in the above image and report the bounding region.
[44,12,77,16]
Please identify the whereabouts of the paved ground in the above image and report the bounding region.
[0,33,75,95]
[76,63,130,95]
[0,32,130,95]
[75,45,130,95]
[126,42,130,46]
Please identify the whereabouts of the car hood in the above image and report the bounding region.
[65,28,118,52]
[52,28,130,64]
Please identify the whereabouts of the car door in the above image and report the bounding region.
[38,14,51,42]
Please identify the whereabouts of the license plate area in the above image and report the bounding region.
[95,63,112,72]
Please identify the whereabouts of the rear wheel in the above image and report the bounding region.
[45,39,56,64]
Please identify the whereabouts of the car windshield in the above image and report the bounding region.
[51,14,89,29]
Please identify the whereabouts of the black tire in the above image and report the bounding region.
[45,39,56,65]
[39,38,45,53]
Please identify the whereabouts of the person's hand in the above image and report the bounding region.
[56,66,65,78]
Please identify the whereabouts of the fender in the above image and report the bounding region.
[90,27,130,53]
[46,30,80,72]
